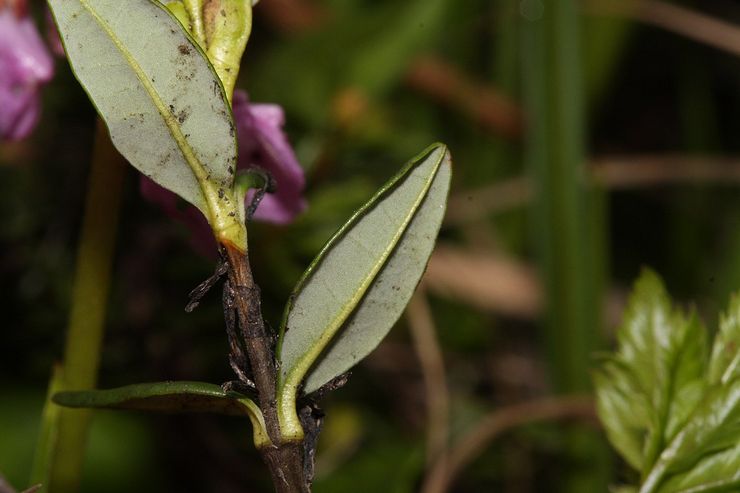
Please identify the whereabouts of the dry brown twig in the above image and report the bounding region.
[423,244,541,318]
[0,474,41,493]
[422,396,598,493]
[406,291,451,478]
[585,0,740,58]
[591,155,740,189]
[0,476,14,493]
[446,155,740,226]
[405,56,525,139]
[423,244,628,330]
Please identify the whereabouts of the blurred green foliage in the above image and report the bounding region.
[5,0,740,491]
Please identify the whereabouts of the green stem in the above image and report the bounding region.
[31,119,126,493]
[521,2,609,491]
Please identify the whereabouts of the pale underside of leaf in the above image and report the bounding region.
[301,153,451,393]
[53,381,270,447]
[48,0,237,220]
[277,144,451,398]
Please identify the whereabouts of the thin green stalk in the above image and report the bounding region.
[31,119,126,493]
[521,2,609,491]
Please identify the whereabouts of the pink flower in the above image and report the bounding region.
[0,2,54,141]
[232,90,307,224]
[141,90,307,252]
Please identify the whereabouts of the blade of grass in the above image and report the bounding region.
[31,119,126,493]
[521,1,610,490]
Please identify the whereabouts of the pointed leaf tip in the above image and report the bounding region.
[275,144,451,439]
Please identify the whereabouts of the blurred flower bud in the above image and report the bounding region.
[232,90,306,224]
[0,2,54,141]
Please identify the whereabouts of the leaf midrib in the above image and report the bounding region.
[279,157,444,394]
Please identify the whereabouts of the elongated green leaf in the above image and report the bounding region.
[275,144,450,438]
[53,381,270,448]
[48,0,245,247]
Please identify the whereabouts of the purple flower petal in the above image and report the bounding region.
[0,8,54,141]
[45,8,65,57]
[233,90,307,224]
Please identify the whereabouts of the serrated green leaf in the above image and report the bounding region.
[48,0,245,248]
[708,295,740,386]
[53,381,270,448]
[595,360,651,470]
[275,144,451,440]
[643,380,740,493]
[595,273,740,492]
[595,270,708,477]
[656,443,740,493]
[611,487,639,493]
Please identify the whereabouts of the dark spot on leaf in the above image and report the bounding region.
[228,212,236,217]
[176,67,194,81]
[218,189,225,199]
[159,152,173,168]
[178,44,191,55]
[228,166,234,175]
[177,109,190,124]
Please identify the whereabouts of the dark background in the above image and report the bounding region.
[3,0,740,491]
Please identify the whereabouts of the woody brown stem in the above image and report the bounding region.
[221,242,309,492]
